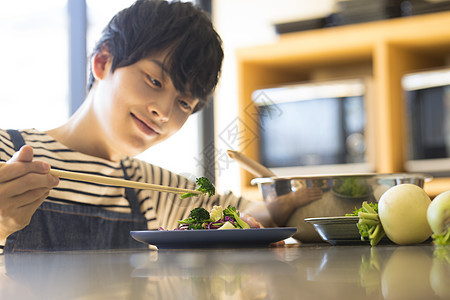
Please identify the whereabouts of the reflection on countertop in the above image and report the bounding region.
[1,244,449,300]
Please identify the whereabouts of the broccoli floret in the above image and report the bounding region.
[223,205,250,229]
[180,177,216,199]
[190,207,210,223]
[177,207,211,230]
[196,177,215,197]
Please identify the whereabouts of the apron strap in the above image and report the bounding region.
[120,160,141,215]
[7,129,26,151]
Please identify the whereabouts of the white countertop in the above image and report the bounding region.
[1,243,448,299]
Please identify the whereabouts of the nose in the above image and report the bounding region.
[151,109,169,123]
[149,94,175,123]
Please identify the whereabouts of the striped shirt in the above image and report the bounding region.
[0,128,249,250]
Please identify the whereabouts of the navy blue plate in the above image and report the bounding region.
[130,227,297,249]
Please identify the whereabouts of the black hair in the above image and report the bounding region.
[87,0,224,113]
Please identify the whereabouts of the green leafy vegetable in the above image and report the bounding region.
[181,177,216,199]
[224,205,250,229]
[190,207,210,223]
[177,207,211,230]
[176,205,251,230]
[432,231,450,246]
[336,177,371,197]
[347,201,385,246]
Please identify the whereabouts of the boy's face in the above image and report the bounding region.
[92,49,199,158]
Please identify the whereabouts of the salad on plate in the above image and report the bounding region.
[162,205,254,231]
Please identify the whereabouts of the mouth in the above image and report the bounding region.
[131,113,160,136]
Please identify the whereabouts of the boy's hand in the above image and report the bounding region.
[0,146,59,241]
[240,212,264,228]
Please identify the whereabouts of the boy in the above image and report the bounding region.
[0,0,255,253]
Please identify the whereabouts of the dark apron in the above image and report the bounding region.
[4,130,148,252]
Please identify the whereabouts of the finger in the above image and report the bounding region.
[269,240,285,247]
[1,145,49,181]
[0,172,58,200]
[0,160,52,182]
[10,145,34,163]
[240,213,263,228]
[15,190,49,212]
[12,187,52,209]
[5,192,48,233]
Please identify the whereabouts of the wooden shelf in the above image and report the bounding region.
[236,11,450,197]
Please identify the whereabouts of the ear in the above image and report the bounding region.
[91,46,111,80]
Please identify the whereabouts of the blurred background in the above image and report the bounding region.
[0,0,331,192]
[1,0,449,198]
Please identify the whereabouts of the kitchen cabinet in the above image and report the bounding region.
[236,11,450,197]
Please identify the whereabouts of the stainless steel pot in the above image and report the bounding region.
[251,173,431,243]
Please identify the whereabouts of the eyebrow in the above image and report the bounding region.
[150,59,170,75]
[148,58,196,101]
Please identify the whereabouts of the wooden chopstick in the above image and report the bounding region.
[227,150,275,178]
[0,162,202,195]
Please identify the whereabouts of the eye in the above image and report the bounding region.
[147,75,162,88]
[179,99,193,111]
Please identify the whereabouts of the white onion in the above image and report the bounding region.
[427,190,450,245]
[378,184,432,245]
